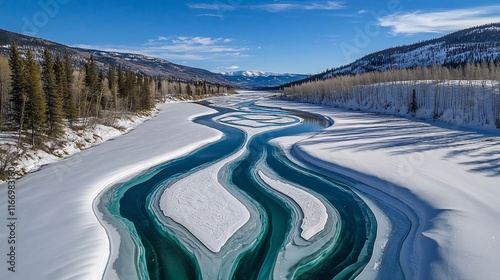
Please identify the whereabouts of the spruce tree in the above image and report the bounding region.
[63,52,77,123]
[8,41,26,129]
[125,70,138,112]
[107,65,117,110]
[24,49,46,145]
[185,83,192,96]
[409,88,418,115]
[83,55,101,117]
[140,76,152,110]
[42,48,64,136]
[117,64,126,99]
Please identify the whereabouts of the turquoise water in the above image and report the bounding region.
[98,100,387,279]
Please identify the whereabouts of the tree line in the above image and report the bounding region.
[0,41,234,147]
[283,62,500,128]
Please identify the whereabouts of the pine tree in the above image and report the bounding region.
[63,52,77,123]
[24,49,46,146]
[156,75,163,99]
[8,41,26,130]
[83,55,102,117]
[140,76,152,110]
[107,65,117,110]
[117,64,126,99]
[125,70,138,112]
[409,88,417,115]
[0,57,9,131]
[42,48,64,136]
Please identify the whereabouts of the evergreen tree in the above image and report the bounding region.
[107,65,117,110]
[8,41,26,129]
[117,64,126,99]
[409,88,418,115]
[0,57,9,131]
[97,70,105,113]
[24,49,46,145]
[140,76,152,110]
[63,52,77,123]
[125,70,138,112]
[83,55,102,117]
[157,75,162,94]
[42,48,64,135]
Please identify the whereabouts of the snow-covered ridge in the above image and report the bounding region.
[0,28,232,85]
[220,70,303,77]
[314,23,500,80]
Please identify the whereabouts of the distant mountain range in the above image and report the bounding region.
[289,23,500,85]
[219,71,309,88]
[0,28,231,85]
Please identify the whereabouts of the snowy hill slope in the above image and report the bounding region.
[293,23,500,84]
[0,28,232,85]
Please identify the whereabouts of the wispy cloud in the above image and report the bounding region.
[187,1,344,13]
[73,36,249,62]
[187,3,235,11]
[254,2,344,12]
[379,5,500,35]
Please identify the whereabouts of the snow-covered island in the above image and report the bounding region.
[160,165,250,253]
[258,171,328,240]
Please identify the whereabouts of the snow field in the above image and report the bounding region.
[259,99,500,280]
[0,103,223,280]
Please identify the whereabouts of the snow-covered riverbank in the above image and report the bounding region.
[0,102,222,279]
[259,98,500,279]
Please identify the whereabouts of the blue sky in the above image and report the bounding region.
[2,0,500,74]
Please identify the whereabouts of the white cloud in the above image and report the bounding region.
[379,5,500,35]
[188,1,344,13]
[226,65,239,70]
[73,36,249,62]
[187,3,235,11]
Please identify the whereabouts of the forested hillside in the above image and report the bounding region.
[0,28,232,85]
[0,41,234,180]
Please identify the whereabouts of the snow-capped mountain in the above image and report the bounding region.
[220,71,309,88]
[293,23,500,84]
[0,28,231,85]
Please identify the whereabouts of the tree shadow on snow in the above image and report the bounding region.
[303,110,500,177]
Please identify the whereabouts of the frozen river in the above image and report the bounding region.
[97,93,408,279]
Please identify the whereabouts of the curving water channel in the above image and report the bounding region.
[96,95,407,279]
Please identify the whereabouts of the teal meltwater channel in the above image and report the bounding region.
[97,101,378,279]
